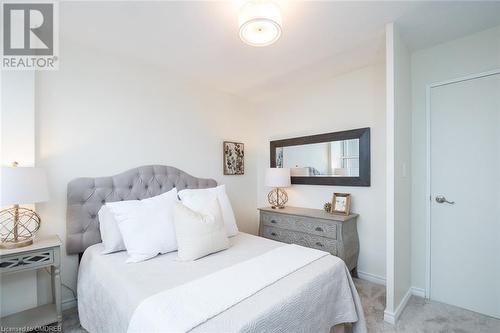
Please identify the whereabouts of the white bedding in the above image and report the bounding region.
[128,244,328,333]
[78,233,366,333]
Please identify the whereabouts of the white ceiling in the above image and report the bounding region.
[61,1,500,101]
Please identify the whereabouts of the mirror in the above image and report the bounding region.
[270,128,370,186]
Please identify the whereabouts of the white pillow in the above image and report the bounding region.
[178,185,239,237]
[106,188,179,263]
[173,198,229,261]
[98,205,126,254]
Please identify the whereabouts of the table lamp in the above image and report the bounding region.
[0,162,49,249]
[265,168,291,209]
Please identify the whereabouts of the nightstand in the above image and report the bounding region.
[0,235,62,330]
[258,207,359,275]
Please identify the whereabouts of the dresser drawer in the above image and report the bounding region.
[0,249,54,273]
[261,212,337,239]
[262,226,337,255]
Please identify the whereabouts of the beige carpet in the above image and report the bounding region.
[62,278,500,333]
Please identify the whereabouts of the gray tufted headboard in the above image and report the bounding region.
[66,165,217,255]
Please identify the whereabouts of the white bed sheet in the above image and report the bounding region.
[77,232,366,333]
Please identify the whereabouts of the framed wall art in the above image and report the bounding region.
[223,141,244,175]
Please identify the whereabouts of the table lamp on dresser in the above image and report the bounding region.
[265,167,291,209]
[0,162,49,249]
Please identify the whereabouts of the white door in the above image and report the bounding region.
[430,72,500,319]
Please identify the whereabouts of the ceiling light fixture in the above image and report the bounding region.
[238,1,282,47]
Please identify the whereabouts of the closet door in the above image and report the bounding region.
[430,72,500,318]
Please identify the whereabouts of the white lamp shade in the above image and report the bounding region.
[265,168,291,188]
[1,167,49,206]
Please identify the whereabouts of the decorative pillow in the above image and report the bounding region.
[107,188,179,263]
[173,198,230,261]
[98,205,126,254]
[178,185,239,237]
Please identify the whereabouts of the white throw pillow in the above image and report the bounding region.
[178,185,239,237]
[174,198,229,261]
[107,188,179,263]
[98,205,126,254]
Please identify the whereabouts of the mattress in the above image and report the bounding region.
[77,232,366,333]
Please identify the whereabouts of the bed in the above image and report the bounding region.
[67,165,366,333]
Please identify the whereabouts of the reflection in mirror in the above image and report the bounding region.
[276,139,359,177]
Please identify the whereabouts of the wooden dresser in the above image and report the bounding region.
[258,206,359,274]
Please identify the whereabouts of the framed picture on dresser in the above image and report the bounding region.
[331,193,351,215]
[223,141,244,175]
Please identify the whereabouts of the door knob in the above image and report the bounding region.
[435,195,455,205]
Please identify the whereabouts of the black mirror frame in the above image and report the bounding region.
[270,127,371,186]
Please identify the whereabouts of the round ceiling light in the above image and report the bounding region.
[238,1,282,47]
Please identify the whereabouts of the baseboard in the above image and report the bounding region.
[410,286,425,298]
[62,297,77,311]
[383,310,396,325]
[383,287,412,324]
[357,271,386,285]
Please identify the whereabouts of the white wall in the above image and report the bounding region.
[1,72,35,165]
[0,71,38,316]
[411,25,500,290]
[384,23,412,323]
[255,64,387,281]
[393,22,412,314]
[34,40,258,306]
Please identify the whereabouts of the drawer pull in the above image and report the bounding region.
[271,232,277,236]
[315,242,324,247]
[270,220,277,224]
[315,227,324,232]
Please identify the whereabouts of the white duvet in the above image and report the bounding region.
[78,233,366,333]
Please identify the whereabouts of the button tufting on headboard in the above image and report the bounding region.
[66,165,217,255]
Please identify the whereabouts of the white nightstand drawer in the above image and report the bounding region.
[0,249,54,273]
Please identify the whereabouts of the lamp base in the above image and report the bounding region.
[0,238,33,249]
[0,206,41,250]
[267,187,288,209]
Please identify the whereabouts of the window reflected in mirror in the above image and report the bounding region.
[276,139,360,177]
